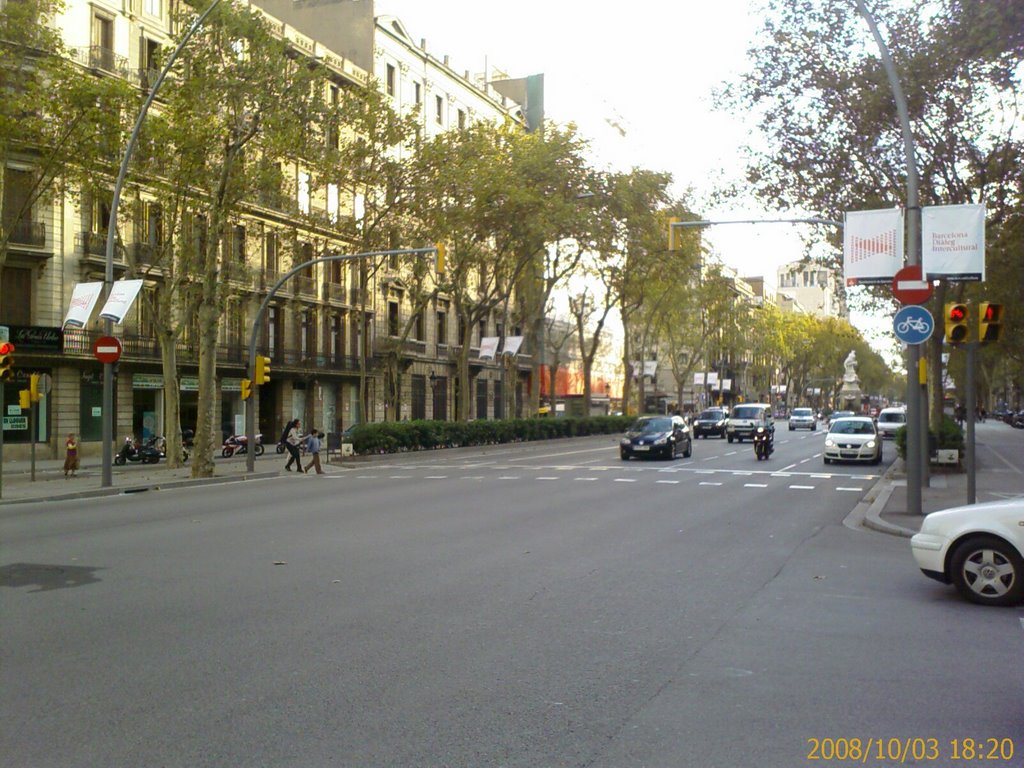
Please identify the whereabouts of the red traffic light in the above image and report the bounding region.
[948,306,966,322]
[982,304,997,322]
[0,341,13,355]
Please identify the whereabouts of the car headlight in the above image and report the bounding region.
[865,440,877,449]
[716,420,725,427]
[620,438,630,446]
[654,436,668,445]
[825,438,835,447]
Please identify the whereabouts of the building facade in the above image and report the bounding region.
[1,0,535,460]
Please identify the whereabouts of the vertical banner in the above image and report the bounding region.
[478,337,499,360]
[63,282,104,328]
[922,203,986,282]
[98,279,144,324]
[502,336,524,356]
[843,208,903,286]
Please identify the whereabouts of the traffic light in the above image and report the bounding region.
[254,355,271,386]
[19,390,30,409]
[0,341,14,381]
[668,216,680,251]
[241,378,252,401]
[944,303,968,345]
[435,242,446,274]
[979,302,1003,344]
[29,372,40,402]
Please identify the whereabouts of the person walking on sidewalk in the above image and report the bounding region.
[63,433,79,478]
[304,429,324,475]
[283,419,304,473]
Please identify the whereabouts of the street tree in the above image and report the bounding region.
[722,0,1024,422]
[136,0,341,476]
[0,0,133,268]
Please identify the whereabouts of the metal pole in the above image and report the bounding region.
[965,340,977,504]
[245,247,436,473]
[855,0,923,516]
[101,0,224,487]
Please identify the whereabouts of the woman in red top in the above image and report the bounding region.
[64,433,79,478]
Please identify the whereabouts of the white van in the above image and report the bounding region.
[726,403,774,443]
[876,407,907,439]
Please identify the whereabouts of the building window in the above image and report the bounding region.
[388,301,399,336]
[435,94,444,125]
[91,13,114,71]
[436,311,447,347]
[327,183,339,223]
[265,230,278,273]
[413,309,424,341]
[143,0,161,16]
[414,81,421,105]
[232,224,246,263]
[386,63,396,96]
[457,109,466,129]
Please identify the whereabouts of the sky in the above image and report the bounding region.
[374,0,897,359]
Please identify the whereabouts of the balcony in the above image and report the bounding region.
[71,46,133,80]
[294,275,316,298]
[4,219,46,247]
[322,281,348,305]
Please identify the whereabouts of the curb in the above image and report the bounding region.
[861,458,917,539]
[0,471,281,507]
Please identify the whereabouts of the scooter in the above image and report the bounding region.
[222,433,265,458]
[753,426,774,461]
[114,436,163,465]
[151,435,189,463]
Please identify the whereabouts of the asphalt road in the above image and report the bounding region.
[2,429,1022,767]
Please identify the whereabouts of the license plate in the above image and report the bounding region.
[634,445,650,451]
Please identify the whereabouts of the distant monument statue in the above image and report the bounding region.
[838,350,862,409]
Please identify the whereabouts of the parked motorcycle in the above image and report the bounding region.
[222,433,265,458]
[151,435,189,463]
[753,425,774,461]
[114,436,162,465]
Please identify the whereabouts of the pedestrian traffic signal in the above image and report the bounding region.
[0,341,14,381]
[254,355,271,386]
[241,378,252,401]
[435,242,446,274]
[19,390,30,409]
[29,372,40,402]
[978,302,1003,343]
[944,303,968,345]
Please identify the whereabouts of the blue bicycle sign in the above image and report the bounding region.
[893,305,934,345]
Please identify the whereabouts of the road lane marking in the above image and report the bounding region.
[744,483,769,488]
[837,487,864,492]
[498,476,520,480]
[656,480,680,484]
[614,478,637,483]
[811,474,832,479]
[537,476,560,480]
[781,463,798,471]
[789,485,815,490]
[700,481,723,486]
[575,477,599,482]
[425,475,447,479]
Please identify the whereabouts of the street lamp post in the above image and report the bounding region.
[100,0,224,487]
[245,247,436,472]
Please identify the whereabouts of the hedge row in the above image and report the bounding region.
[345,415,634,455]
[894,415,965,460]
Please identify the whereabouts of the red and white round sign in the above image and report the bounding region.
[92,335,122,364]
[892,264,933,305]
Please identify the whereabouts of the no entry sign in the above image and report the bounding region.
[92,336,122,364]
[892,264,933,305]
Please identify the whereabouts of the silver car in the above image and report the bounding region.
[788,407,817,431]
[823,416,882,464]
[876,407,906,439]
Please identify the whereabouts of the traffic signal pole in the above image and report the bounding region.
[244,247,438,473]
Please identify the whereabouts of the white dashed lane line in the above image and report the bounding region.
[744,483,769,488]
[789,485,816,490]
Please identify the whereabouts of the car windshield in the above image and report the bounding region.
[699,410,724,420]
[879,412,905,423]
[793,409,812,417]
[829,420,875,435]
[831,411,855,419]
[634,418,673,433]
[732,407,763,419]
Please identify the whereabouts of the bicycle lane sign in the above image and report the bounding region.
[893,305,934,345]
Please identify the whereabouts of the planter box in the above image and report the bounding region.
[933,449,959,465]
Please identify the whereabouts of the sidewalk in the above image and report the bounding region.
[0,451,342,506]
[864,428,1024,537]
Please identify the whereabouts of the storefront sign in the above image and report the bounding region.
[132,374,164,390]
[2,416,28,431]
[5,325,63,352]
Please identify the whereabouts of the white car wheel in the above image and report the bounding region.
[950,535,1024,606]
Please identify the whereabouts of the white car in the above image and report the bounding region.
[876,407,907,439]
[911,498,1024,606]
[822,416,882,464]
[788,407,817,431]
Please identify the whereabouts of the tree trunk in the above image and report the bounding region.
[158,330,184,468]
